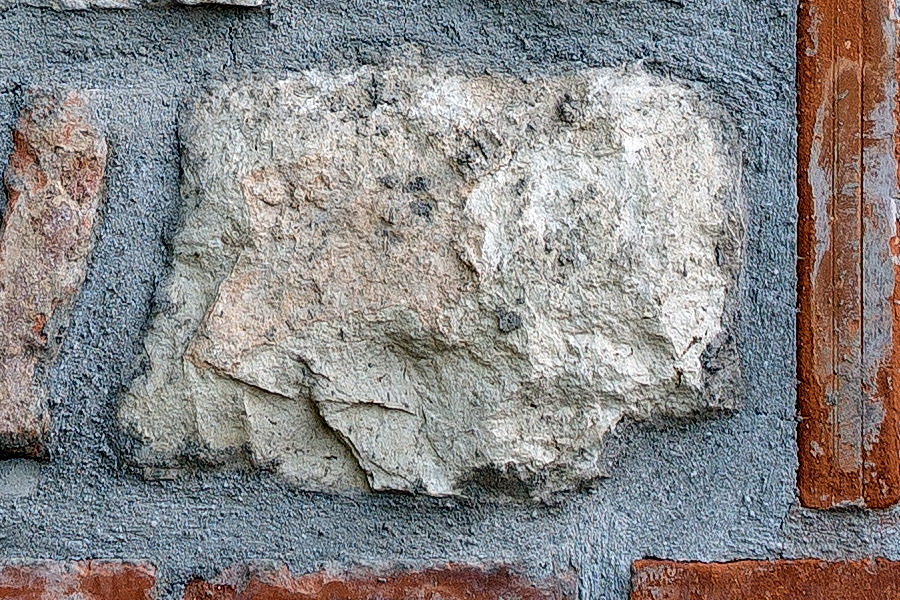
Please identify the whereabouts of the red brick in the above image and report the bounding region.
[631,558,900,600]
[797,0,900,508]
[183,564,571,600]
[0,91,107,458]
[0,561,155,600]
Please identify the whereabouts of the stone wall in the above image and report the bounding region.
[0,0,894,599]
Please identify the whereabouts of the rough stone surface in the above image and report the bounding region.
[0,561,156,600]
[0,92,106,458]
[630,558,900,599]
[118,65,742,498]
[0,1,809,599]
[184,565,570,600]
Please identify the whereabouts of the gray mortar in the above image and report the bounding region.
[0,0,874,599]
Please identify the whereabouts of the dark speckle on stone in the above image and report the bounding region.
[403,176,430,194]
[514,178,528,196]
[379,175,400,189]
[496,308,523,333]
[556,93,584,125]
[410,199,433,220]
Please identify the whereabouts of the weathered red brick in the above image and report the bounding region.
[631,558,900,600]
[184,564,571,600]
[796,0,900,508]
[0,561,155,600]
[0,91,106,457]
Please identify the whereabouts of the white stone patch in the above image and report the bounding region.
[118,65,742,498]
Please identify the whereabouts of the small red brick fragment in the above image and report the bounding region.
[0,561,156,600]
[631,558,900,600]
[184,564,570,600]
[0,91,107,457]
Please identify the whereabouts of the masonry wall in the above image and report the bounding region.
[0,0,863,598]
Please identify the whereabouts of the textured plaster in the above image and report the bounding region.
[1,0,264,10]
[0,1,872,600]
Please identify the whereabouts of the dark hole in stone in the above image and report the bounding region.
[556,93,584,125]
[461,464,534,501]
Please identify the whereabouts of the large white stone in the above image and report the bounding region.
[119,65,743,497]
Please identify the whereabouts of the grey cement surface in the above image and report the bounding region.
[0,0,873,598]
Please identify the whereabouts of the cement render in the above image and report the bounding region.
[0,0,866,599]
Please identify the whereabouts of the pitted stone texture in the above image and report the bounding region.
[0,561,156,600]
[184,564,570,600]
[0,92,106,457]
[119,65,742,497]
